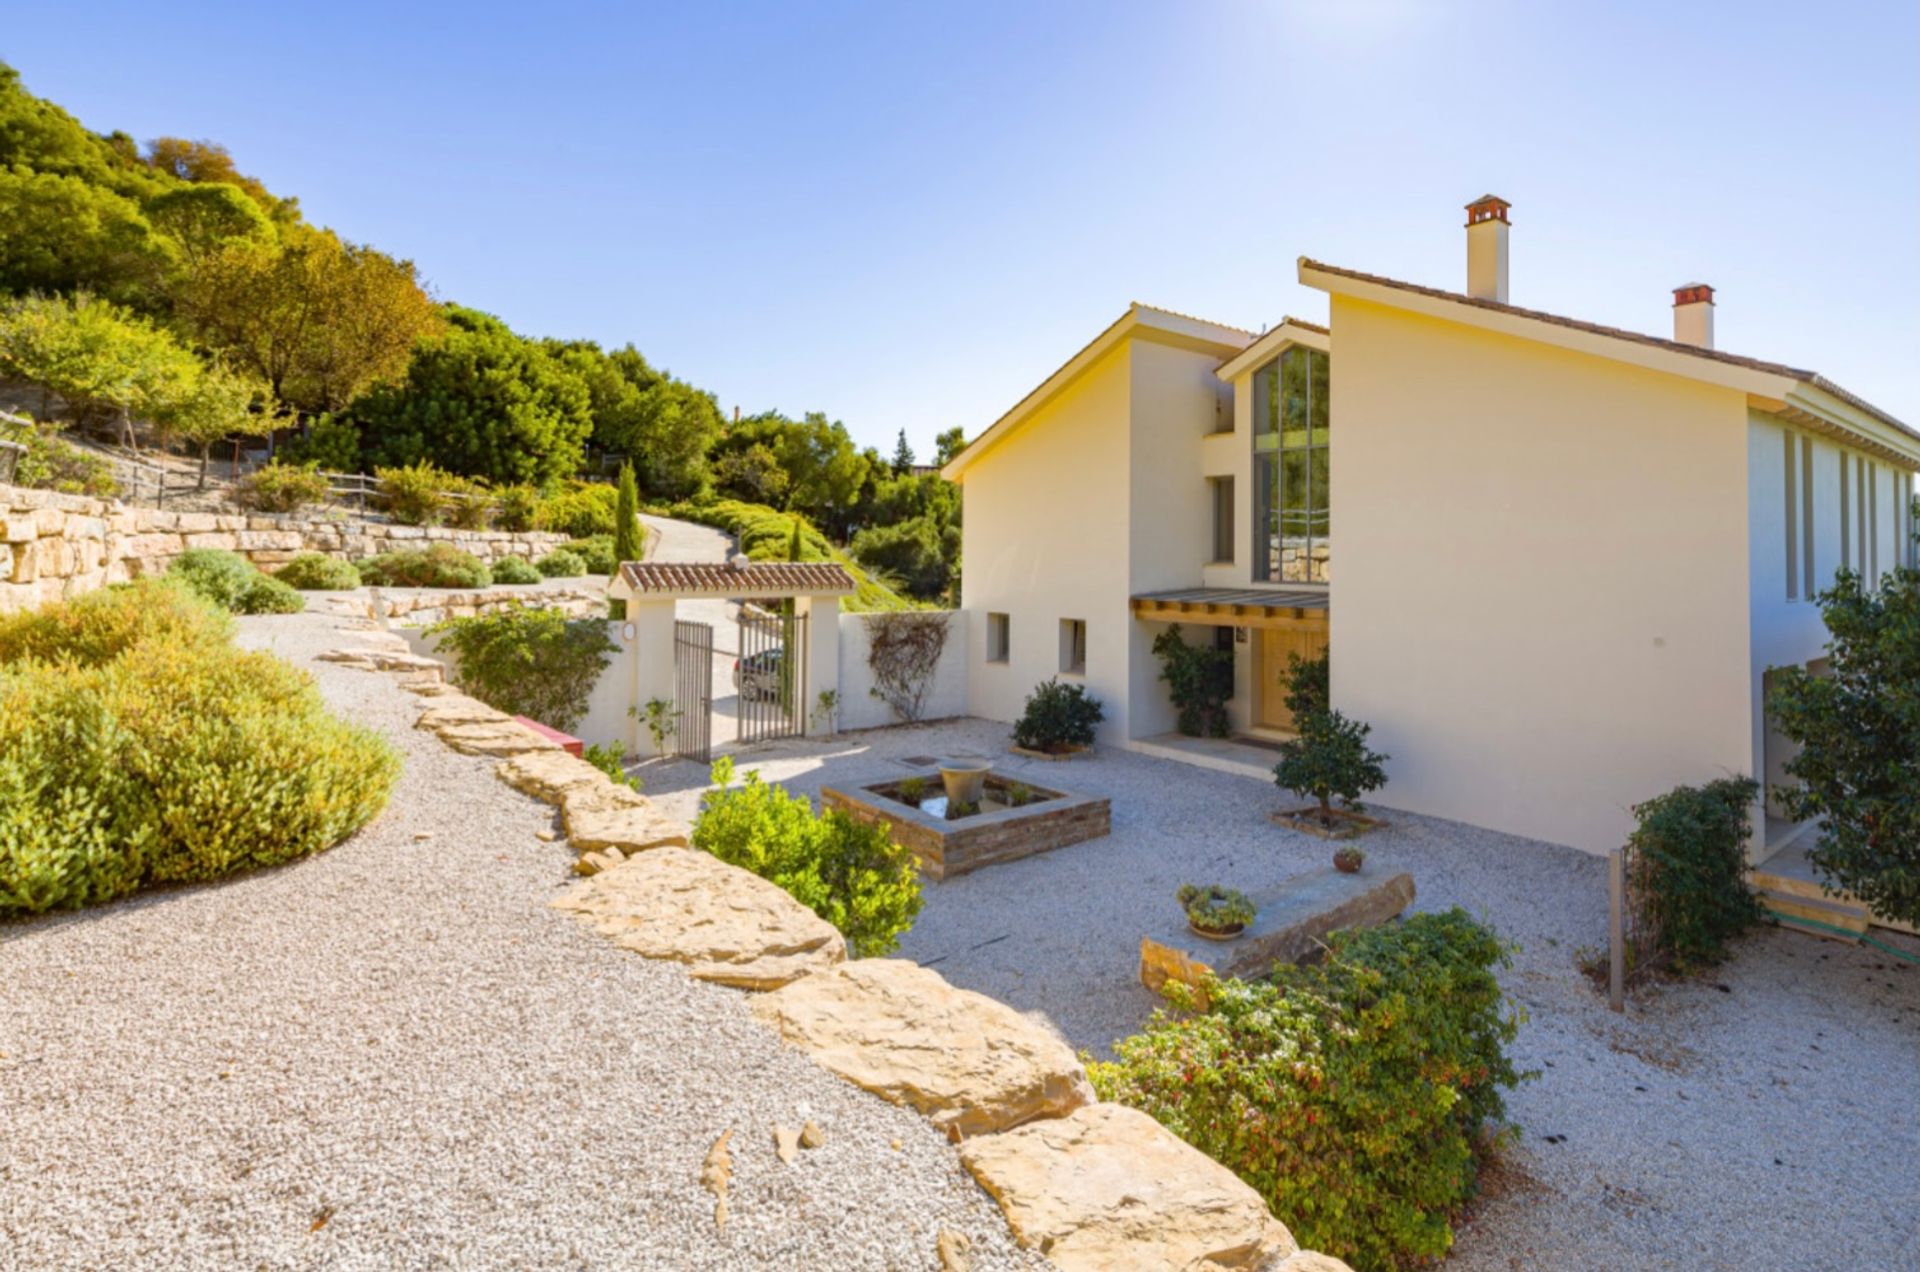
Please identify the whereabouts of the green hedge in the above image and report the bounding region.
[490,555,541,584]
[659,498,914,613]
[1625,777,1764,972]
[0,581,399,917]
[1090,909,1528,1271]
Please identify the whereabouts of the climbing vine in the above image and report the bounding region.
[865,612,950,722]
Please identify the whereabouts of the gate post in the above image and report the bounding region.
[794,595,841,737]
[627,598,678,757]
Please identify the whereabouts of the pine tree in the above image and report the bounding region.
[613,460,641,566]
[891,428,916,476]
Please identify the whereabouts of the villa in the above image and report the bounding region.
[942,196,1920,859]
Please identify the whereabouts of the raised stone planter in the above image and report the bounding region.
[822,774,1109,881]
[1007,744,1090,762]
[1140,866,1415,998]
[1270,805,1387,840]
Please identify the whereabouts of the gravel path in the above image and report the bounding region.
[651,719,1920,1271]
[0,612,1038,1272]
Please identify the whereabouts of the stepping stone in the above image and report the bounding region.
[1140,866,1415,998]
[496,750,615,805]
[560,782,690,853]
[750,960,1093,1140]
[957,1102,1302,1272]
[552,847,844,989]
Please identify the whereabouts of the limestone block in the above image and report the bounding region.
[957,1103,1298,1272]
[750,960,1094,1140]
[552,847,845,989]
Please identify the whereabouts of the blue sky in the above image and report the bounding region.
[7,2,1916,454]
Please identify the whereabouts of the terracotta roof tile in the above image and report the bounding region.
[617,560,856,596]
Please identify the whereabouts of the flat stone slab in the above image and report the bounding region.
[750,959,1094,1140]
[957,1102,1300,1271]
[561,782,690,853]
[496,749,616,805]
[1141,866,1415,995]
[551,847,844,989]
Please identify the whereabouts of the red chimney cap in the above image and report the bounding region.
[1673,283,1715,306]
[1465,194,1511,225]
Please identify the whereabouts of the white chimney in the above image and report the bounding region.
[1672,283,1714,349]
[1464,194,1511,303]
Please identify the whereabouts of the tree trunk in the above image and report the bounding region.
[198,445,211,490]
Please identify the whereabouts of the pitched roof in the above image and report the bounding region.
[615,560,856,597]
[1299,258,1914,445]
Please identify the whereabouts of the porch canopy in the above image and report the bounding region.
[1130,586,1327,628]
[609,559,856,601]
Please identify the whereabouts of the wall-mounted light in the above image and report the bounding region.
[622,622,637,641]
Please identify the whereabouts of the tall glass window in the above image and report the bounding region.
[1252,346,1330,583]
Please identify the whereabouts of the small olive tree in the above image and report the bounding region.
[1768,564,1920,928]
[1274,709,1389,822]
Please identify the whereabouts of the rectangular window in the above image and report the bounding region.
[1783,430,1798,600]
[1840,451,1850,571]
[985,612,1010,663]
[1059,619,1086,675]
[1252,345,1331,583]
[1858,457,1869,574]
[1801,437,1815,597]
[1210,477,1235,563]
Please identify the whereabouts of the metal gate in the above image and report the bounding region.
[737,610,808,746]
[672,620,714,762]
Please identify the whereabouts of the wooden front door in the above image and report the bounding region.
[1255,623,1329,732]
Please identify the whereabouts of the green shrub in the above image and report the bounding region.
[584,741,641,792]
[0,579,228,667]
[1769,565,1920,928]
[494,484,541,532]
[1273,709,1389,818]
[1284,648,1330,719]
[1012,678,1103,753]
[662,498,913,613]
[274,553,361,591]
[235,461,332,513]
[438,472,496,530]
[1625,777,1764,973]
[613,460,643,566]
[695,756,922,957]
[536,548,586,578]
[1091,909,1527,1271]
[1152,624,1233,737]
[563,534,616,576]
[275,414,360,472]
[536,482,618,538]
[374,462,452,526]
[490,556,541,584]
[0,592,398,917]
[355,544,493,589]
[0,414,118,497]
[431,606,616,731]
[167,549,303,615]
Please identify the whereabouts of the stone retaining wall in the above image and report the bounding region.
[0,482,568,613]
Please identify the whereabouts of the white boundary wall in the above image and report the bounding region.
[835,610,968,732]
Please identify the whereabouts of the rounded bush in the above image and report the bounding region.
[0,579,229,667]
[491,555,542,584]
[354,544,493,589]
[239,574,305,615]
[535,548,586,578]
[562,535,615,575]
[235,462,332,513]
[274,553,362,591]
[1013,678,1103,753]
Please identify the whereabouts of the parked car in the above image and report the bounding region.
[733,648,785,702]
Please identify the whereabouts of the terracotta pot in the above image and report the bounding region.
[1189,920,1246,942]
[1333,851,1364,874]
[939,760,990,805]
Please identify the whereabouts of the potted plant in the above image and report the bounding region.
[1178,884,1255,940]
[1271,709,1390,839]
[1011,678,1104,758]
[894,775,928,807]
[1333,846,1365,874]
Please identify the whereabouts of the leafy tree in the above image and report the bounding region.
[933,425,967,466]
[1769,564,1920,927]
[151,358,263,485]
[612,459,643,566]
[1283,648,1330,719]
[1152,624,1234,737]
[143,136,286,215]
[0,292,201,439]
[563,341,721,499]
[1273,709,1390,819]
[350,306,590,485]
[173,224,438,418]
[0,168,177,306]
[849,515,957,600]
[144,182,273,266]
[712,441,791,506]
[718,410,873,537]
[890,428,916,475]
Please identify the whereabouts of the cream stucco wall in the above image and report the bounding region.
[958,331,1236,742]
[1327,295,1757,855]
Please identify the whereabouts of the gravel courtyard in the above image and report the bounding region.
[649,719,1920,1272]
[0,610,1038,1272]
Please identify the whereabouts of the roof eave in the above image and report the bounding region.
[1215,319,1333,383]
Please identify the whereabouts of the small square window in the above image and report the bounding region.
[1059,618,1087,675]
[985,612,1010,663]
